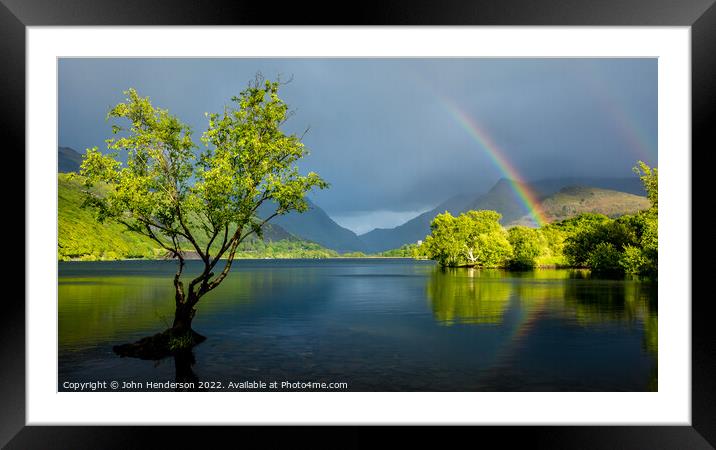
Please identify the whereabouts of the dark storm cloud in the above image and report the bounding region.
[59,58,657,227]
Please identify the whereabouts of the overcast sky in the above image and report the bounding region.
[59,58,657,234]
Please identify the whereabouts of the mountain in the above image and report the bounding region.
[59,143,649,255]
[359,193,476,253]
[59,146,83,173]
[257,198,366,253]
[360,180,542,253]
[508,185,650,227]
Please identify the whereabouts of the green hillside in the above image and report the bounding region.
[59,173,163,260]
[58,174,338,261]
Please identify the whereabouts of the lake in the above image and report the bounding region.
[58,259,657,391]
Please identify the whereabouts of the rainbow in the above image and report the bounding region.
[437,96,548,227]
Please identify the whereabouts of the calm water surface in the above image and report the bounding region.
[59,259,657,391]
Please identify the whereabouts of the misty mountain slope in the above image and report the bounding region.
[529,177,645,197]
[508,185,650,227]
[465,178,535,225]
[359,193,476,253]
[59,146,83,173]
[258,198,366,253]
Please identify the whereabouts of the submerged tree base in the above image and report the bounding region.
[113,328,206,360]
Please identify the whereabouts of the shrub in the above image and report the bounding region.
[587,242,623,273]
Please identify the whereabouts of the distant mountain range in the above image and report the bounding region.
[58,146,651,255]
[359,193,476,254]
[257,198,365,253]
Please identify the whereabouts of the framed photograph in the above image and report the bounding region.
[5,0,714,447]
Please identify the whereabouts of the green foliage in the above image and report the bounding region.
[557,210,658,275]
[534,224,569,267]
[637,209,658,276]
[81,80,326,254]
[586,242,623,273]
[507,226,545,269]
[59,173,339,260]
[551,213,612,236]
[417,161,656,276]
[620,245,649,274]
[469,231,513,267]
[78,76,327,304]
[420,212,463,267]
[236,239,338,259]
[634,161,658,209]
[563,217,637,268]
[561,162,657,276]
[377,243,419,257]
[421,210,513,267]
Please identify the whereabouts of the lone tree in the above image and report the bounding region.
[79,76,327,358]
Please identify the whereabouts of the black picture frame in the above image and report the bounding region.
[3,0,714,447]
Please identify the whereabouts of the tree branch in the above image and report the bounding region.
[134,216,190,242]
[207,190,272,269]
[203,226,220,261]
[175,205,209,264]
[200,212,280,298]
[118,219,178,257]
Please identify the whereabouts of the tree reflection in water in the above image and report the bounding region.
[425,267,658,391]
[426,267,512,325]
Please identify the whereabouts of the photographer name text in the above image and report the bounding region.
[61,380,348,391]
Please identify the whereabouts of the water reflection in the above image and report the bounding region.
[563,277,657,326]
[426,268,512,325]
[424,266,658,391]
[59,276,175,350]
[59,270,260,350]
[426,268,657,330]
[59,260,658,391]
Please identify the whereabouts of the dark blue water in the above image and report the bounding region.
[58,259,657,391]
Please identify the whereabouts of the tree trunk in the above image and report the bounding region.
[113,273,206,360]
[172,303,196,335]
